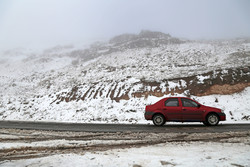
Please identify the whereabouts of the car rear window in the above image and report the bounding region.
[165,98,179,106]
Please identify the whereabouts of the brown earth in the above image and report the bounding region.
[198,83,250,96]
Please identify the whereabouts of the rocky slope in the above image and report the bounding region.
[0,30,249,123]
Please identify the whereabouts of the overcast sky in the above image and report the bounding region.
[0,0,250,51]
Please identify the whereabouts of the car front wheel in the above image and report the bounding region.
[205,113,219,126]
[153,114,166,126]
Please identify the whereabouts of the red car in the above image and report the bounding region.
[145,97,226,126]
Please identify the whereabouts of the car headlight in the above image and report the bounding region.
[221,109,224,113]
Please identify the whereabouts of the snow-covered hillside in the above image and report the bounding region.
[0,31,250,123]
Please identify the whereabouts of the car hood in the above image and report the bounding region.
[202,105,221,112]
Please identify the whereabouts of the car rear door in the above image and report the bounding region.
[162,98,182,121]
[181,98,203,121]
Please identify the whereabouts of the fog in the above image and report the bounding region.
[0,0,250,51]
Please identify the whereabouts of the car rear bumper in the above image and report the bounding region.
[144,111,154,120]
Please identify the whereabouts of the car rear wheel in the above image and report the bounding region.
[206,113,219,126]
[153,114,166,126]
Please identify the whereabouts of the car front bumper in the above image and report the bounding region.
[218,112,226,121]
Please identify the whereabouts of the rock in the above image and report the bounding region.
[243,67,249,73]
[215,97,218,103]
[160,161,176,166]
[133,164,142,167]
[206,156,212,159]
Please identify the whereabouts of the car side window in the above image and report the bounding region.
[181,98,199,107]
[165,98,179,107]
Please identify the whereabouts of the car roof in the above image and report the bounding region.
[166,97,189,99]
[164,97,195,101]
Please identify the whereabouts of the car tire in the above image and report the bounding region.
[206,113,219,126]
[153,114,166,126]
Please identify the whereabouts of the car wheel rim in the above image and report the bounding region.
[208,115,218,125]
[155,116,163,125]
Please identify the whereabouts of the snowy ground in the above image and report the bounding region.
[1,129,249,167]
[2,142,249,167]
[0,129,250,165]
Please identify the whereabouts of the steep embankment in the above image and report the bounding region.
[53,66,250,103]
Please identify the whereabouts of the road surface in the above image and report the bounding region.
[0,121,249,133]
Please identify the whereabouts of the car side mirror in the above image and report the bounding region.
[197,104,201,108]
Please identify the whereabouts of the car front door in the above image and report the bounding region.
[181,98,203,121]
[162,98,182,121]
